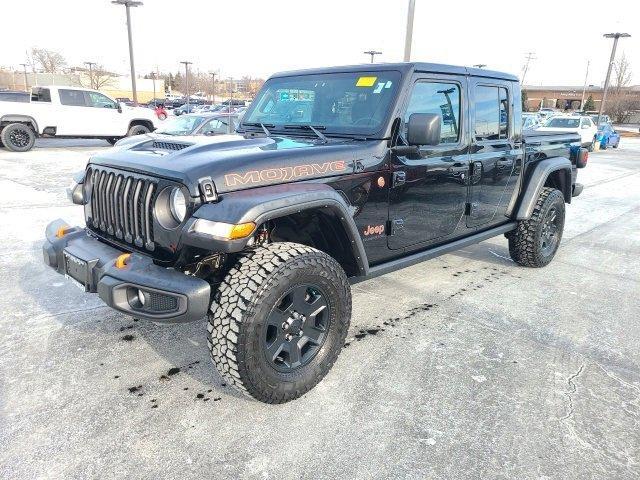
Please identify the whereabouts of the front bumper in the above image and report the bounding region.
[42,219,210,323]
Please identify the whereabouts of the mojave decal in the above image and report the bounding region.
[224,160,347,187]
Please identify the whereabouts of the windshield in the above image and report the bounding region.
[156,115,205,135]
[545,118,580,128]
[241,71,401,135]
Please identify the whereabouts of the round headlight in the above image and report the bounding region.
[169,187,187,222]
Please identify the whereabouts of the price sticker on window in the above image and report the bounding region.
[356,76,377,87]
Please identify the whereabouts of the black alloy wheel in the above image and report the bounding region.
[263,284,330,373]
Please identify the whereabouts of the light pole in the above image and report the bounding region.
[597,32,631,126]
[580,60,590,110]
[209,72,216,103]
[19,63,28,91]
[363,50,382,63]
[403,0,416,61]
[111,0,143,105]
[84,61,96,89]
[150,71,156,102]
[180,61,192,108]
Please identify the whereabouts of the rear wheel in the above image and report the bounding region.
[207,242,351,403]
[127,124,150,137]
[1,123,36,152]
[508,187,565,268]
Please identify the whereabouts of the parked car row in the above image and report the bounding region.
[522,111,621,151]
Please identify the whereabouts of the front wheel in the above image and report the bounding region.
[127,124,150,136]
[1,123,36,152]
[508,187,565,267]
[208,242,352,403]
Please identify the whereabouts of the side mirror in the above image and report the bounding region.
[117,102,124,113]
[407,113,442,146]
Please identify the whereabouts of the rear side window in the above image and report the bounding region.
[31,87,51,102]
[474,85,510,141]
[404,81,461,144]
[59,89,87,107]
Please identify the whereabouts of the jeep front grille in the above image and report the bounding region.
[86,167,157,251]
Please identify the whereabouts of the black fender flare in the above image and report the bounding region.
[128,118,155,132]
[181,183,369,276]
[516,157,572,220]
[0,114,40,134]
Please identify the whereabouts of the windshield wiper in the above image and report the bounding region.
[283,124,328,143]
[242,122,274,137]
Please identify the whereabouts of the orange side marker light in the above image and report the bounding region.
[115,253,131,269]
[55,225,70,238]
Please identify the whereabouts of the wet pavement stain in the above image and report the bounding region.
[121,334,135,342]
[128,385,142,394]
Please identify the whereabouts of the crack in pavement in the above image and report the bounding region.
[561,364,585,421]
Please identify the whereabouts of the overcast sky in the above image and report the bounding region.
[3,0,639,86]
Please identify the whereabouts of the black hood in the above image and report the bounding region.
[89,134,383,197]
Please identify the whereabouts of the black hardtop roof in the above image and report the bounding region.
[271,62,519,82]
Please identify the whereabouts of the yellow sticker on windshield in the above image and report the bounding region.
[356,76,377,87]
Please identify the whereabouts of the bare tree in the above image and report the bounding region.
[74,65,116,90]
[31,48,67,73]
[608,54,635,122]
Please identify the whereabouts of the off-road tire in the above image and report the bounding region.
[1,123,36,152]
[207,242,351,403]
[127,124,150,136]
[508,187,565,267]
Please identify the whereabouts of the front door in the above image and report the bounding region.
[467,81,520,227]
[388,75,469,250]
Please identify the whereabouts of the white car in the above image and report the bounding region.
[0,86,160,152]
[537,115,597,149]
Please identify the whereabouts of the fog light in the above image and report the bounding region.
[137,289,146,306]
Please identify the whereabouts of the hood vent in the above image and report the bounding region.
[151,140,191,151]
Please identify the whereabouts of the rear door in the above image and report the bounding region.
[466,81,520,227]
[388,74,470,250]
[56,89,92,135]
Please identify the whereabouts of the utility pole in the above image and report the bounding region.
[597,32,631,126]
[209,72,216,103]
[403,0,416,61]
[363,50,382,63]
[111,0,143,105]
[521,52,536,86]
[580,60,590,110]
[180,61,192,108]
[84,61,96,89]
[473,64,487,69]
[150,71,156,102]
[19,63,28,91]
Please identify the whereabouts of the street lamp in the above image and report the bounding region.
[209,72,216,103]
[597,32,631,126]
[403,0,416,61]
[180,61,192,108]
[363,50,382,63]
[19,63,28,91]
[84,62,96,89]
[111,0,143,105]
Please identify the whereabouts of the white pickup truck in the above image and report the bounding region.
[0,85,160,152]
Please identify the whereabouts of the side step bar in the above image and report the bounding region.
[350,222,517,284]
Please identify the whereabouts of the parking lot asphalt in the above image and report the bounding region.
[0,138,639,479]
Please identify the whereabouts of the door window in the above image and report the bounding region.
[59,89,87,106]
[404,82,461,143]
[474,86,510,141]
[200,118,233,135]
[31,87,51,102]
[86,91,117,109]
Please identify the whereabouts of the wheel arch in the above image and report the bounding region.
[128,118,155,132]
[0,115,39,134]
[183,183,369,277]
[516,157,572,220]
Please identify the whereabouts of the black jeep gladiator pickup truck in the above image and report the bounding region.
[43,63,587,403]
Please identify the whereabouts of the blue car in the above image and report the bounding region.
[596,123,621,149]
